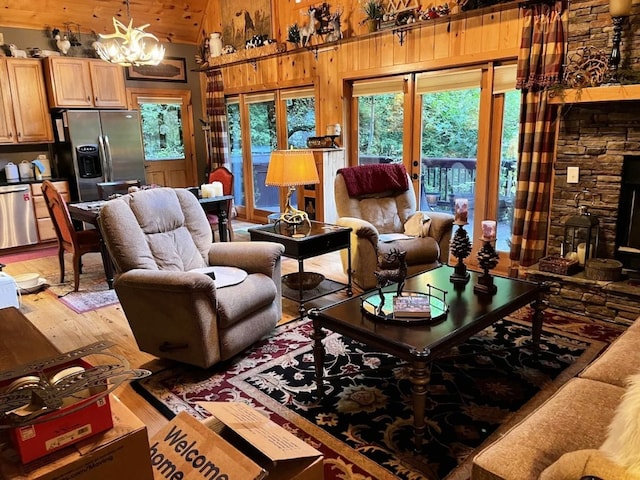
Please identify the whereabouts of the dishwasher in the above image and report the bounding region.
[0,184,38,249]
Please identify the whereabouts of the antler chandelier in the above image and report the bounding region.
[95,0,165,67]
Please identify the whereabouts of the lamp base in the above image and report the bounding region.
[274,186,311,233]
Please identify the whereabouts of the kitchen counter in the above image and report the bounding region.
[0,178,69,187]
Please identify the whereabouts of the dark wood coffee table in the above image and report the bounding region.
[308,265,545,451]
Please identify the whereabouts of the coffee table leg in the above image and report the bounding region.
[311,317,327,398]
[531,292,546,353]
[410,347,431,452]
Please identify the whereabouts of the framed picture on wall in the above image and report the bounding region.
[126,57,188,82]
[220,0,273,51]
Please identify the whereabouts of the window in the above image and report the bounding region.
[246,93,277,213]
[282,87,316,149]
[353,77,406,165]
[139,100,185,160]
[417,68,482,238]
[226,99,245,207]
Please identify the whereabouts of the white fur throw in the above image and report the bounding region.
[600,373,640,475]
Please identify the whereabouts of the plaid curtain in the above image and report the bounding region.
[509,1,565,270]
[205,70,230,174]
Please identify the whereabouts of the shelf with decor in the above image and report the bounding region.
[195,0,522,72]
[548,84,640,104]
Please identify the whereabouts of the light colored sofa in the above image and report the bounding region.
[334,167,454,290]
[472,319,640,479]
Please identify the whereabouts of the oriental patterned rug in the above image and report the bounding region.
[133,307,617,480]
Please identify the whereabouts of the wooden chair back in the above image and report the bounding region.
[97,180,142,200]
[207,167,233,195]
[41,180,77,250]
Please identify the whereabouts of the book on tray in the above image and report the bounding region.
[393,295,431,318]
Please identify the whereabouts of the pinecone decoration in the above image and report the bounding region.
[450,226,472,259]
[477,243,499,271]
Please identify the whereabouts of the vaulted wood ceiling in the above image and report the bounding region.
[0,1,212,45]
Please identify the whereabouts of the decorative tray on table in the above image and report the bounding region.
[361,284,448,324]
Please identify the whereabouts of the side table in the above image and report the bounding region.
[248,221,352,317]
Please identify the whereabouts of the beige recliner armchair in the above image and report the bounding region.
[335,165,454,290]
[98,187,285,369]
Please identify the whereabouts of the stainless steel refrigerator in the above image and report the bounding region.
[54,110,146,201]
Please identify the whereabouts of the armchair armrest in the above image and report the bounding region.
[208,241,284,277]
[336,217,379,245]
[421,211,455,264]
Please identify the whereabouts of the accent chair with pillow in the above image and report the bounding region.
[334,164,454,290]
[97,187,285,369]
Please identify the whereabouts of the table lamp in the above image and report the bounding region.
[265,149,319,228]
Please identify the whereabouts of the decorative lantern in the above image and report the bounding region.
[563,191,600,267]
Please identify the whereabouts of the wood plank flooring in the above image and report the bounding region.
[0,220,355,436]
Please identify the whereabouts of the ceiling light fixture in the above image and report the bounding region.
[94,0,165,67]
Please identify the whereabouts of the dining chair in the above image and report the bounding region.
[207,167,234,241]
[41,180,103,292]
[96,180,142,200]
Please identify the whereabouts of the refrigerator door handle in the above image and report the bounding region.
[103,135,114,182]
[98,135,110,182]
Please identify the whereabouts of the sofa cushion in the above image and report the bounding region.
[539,449,637,480]
[378,235,440,266]
[580,321,640,387]
[472,377,625,480]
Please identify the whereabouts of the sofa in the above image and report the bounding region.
[334,164,454,290]
[472,318,640,479]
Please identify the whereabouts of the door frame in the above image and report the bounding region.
[126,88,197,187]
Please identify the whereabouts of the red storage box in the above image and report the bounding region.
[2,359,113,463]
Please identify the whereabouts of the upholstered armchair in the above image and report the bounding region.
[97,187,285,369]
[335,165,454,290]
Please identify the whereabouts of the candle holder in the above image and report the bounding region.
[474,238,499,296]
[608,15,626,84]
[450,222,471,285]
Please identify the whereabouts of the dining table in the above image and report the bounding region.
[67,193,234,289]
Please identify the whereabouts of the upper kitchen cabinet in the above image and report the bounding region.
[0,58,53,144]
[44,57,127,109]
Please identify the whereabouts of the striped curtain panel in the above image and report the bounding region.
[510,1,565,271]
[205,70,230,173]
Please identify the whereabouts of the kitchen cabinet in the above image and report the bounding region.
[31,181,70,242]
[44,57,127,109]
[298,149,346,224]
[0,59,54,144]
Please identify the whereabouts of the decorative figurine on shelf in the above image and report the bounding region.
[474,220,499,295]
[374,249,408,312]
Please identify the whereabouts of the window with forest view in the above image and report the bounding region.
[285,96,315,148]
[226,101,245,207]
[139,102,185,160]
[357,93,404,164]
[497,89,520,252]
[420,88,481,239]
[248,99,278,212]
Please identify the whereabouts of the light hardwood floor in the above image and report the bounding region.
[0,220,353,437]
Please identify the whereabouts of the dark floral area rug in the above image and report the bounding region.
[133,308,615,480]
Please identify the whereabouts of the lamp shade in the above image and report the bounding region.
[610,0,632,16]
[265,150,319,187]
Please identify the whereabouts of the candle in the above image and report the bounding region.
[454,198,468,223]
[211,181,223,197]
[610,0,632,16]
[481,220,497,240]
[200,184,210,198]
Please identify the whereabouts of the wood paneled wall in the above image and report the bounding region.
[200,0,523,142]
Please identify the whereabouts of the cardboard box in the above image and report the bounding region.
[2,359,113,463]
[0,395,153,480]
[149,402,323,480]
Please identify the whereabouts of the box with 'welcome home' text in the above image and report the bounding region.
[149,402,323,480]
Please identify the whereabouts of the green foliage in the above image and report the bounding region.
[358,93,404,160]
[286,97,315,148]
[360,0,384,21]
[139,103,185,160]
[421,89,480,158]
